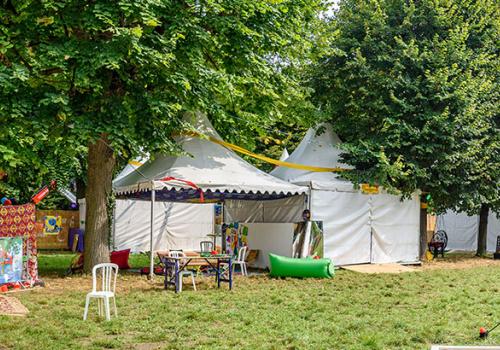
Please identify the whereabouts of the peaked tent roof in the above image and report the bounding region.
[113,112,307,200]
[270,124,354,191]
[278,148,290,161]
[113,155,148,184]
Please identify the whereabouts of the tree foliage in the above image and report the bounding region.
[313,0,499,215]
[1,0,325,268]
[1,0,324,159]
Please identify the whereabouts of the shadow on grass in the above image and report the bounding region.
[37,252,155,278]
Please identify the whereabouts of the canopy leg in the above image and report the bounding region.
[149,186,155,281]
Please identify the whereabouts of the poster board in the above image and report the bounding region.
[292,221,324,258]
[244,223,295,269]
[0,237,23,284]
[36,210,79,250]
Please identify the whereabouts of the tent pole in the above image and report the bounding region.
[307,186,312,213]
[149,185,155,280]
[111,204,116,251]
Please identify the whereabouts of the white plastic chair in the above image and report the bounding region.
[83,263,119,321]
[170,251,196,292]
[235,246,248,276]
[222,246,248,276]
[200,241,214,254]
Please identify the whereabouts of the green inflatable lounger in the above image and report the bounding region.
[269,254,335,278]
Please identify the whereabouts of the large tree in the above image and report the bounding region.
[312,0,499,257]
[1,0,324,270]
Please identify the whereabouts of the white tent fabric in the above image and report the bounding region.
[271,126,353,191]
[370,193,420,263]
[111,112,307,259]
[79,198,213,252]
[114,112,307,197]
[312,190,372,264]
[279,148,290,161]
[438,211,499,252]
[271,124,420,265]
[224,195,306,223]
[113,155,148,183]
[113,199,214,252]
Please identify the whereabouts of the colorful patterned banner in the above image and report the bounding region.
[0,204,35,236]
[0,204,38,285]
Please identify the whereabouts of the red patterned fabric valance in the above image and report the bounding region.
[0,204,36,237]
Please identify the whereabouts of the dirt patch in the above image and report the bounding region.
[34,254,499,294]
[33,273,157,296]
[133,342,169,350]
[0,296,29,316]
[421,252,500,270]
[37,272,239,294]
[342,263,418,274]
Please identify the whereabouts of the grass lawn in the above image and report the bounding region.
[0,253,499,349]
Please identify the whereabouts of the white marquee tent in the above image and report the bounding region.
[77,154,216,254]
[111,152,217,253]
[437,211,499,252]
[113,112,308,275]
[270,125,420,265]
[113,113,307,198]
[79,197,214,253]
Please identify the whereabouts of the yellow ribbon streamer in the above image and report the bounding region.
[183,131,349,173]
[128,160,143,167]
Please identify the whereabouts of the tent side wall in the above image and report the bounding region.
[488,214,499,251]
[370,193,420,263]
[309,189,420,265]
[310,189,372,265]
[440,211,499,252]
[440,212,479,251]
[113,200,214,252]
[80,199,215,252]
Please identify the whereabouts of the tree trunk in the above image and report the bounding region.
[419,195,428,260]
[476,204,489,256]
[83,135,116,272]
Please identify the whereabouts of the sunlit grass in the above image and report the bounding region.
[0,253,498,349]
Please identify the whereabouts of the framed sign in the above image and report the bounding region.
[0,237,23,284]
